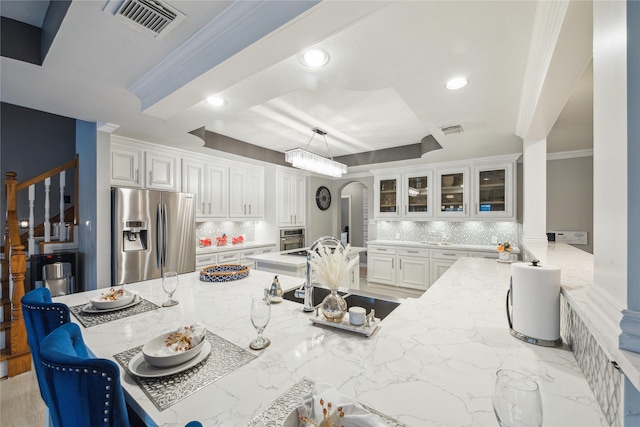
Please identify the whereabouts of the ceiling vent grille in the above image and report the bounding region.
[114,0,184,38]
[439,124,464,135]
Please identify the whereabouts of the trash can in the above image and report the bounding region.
[43,262,70,297]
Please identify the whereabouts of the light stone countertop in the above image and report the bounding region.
[196,241,277,255]
[55,259,605,426]
[367,239,521,254]
[247,246,366,268]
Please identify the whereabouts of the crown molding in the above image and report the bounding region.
[516,1,571,139]
[547,149,593,160]
[128,0,319,112]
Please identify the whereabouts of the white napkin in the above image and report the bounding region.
[296,382,387,427]
[166,322,206,353]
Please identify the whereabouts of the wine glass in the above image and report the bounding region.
[492,369,543,427]
[161,271,179,307]
[249,295,271,350]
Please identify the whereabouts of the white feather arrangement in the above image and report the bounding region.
[309,242,351,291]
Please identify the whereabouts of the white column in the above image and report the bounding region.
[521,138,549,247]
[59,170,66,239]
[28,185,35,255]
[44,177,51,242]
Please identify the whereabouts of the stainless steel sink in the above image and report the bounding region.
[282,286,402,321]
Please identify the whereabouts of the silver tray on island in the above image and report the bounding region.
[310,313,380,337]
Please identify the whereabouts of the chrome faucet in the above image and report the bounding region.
[301,236,345,312]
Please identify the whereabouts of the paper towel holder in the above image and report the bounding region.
[506,274,563,348]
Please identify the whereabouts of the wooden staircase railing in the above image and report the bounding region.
[1,155,78,377]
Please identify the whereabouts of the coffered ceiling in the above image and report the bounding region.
[0,0,593,174]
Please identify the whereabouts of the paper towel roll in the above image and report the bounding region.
[510,262,561,341]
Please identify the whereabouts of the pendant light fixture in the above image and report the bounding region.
[285,128,347,178]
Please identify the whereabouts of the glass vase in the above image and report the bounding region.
[321,290,348,323]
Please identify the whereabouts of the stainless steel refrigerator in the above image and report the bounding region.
[112,188,196,285]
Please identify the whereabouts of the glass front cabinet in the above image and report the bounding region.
[375,172,433,219]
[473,163,514,219]
[435,167,469,218]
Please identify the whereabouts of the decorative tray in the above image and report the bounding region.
[200,264,250,282]
[310,313,380,337]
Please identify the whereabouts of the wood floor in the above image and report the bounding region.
[0,365,47,427]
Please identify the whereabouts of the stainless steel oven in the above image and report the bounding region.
[280,228,305,251]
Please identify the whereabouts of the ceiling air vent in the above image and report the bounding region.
[114,0,184,39]
[439,124,464,135]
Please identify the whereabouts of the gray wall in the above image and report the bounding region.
[547,156,594,253]
[305,175,336,244]
[0,102,76,225]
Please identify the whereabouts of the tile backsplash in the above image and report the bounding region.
[196,221,255,245]
[377,221,519,246]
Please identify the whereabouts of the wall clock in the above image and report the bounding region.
[315,186,332,210]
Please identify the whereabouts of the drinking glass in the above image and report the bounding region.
[492,369,543,427]
[161,271,179,307]
[249,296,271,350]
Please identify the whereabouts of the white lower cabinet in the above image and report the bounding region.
[397,248,430,290]
[368,246,430,290]
[367,246,397,286]
[429,249,467,284]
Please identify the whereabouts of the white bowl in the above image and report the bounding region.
[142,332,205,368]
[90,289,135,310]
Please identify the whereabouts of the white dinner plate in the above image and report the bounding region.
[90,290,136,310]
[81,295,142,314]
[127,340,212,378]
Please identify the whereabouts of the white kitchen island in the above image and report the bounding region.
[54,257,606,426]
[247,247,366,289]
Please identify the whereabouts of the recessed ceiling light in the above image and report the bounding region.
[206,96,227,107]
[445,77,468,90]
[299,48,329,68]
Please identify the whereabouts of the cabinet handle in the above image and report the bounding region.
[378,248,387,252]
[396,205,399,215]
[209,202,211,214]
[407,250,418,254]
[443,253,456,257]
[244,204,247,215]
[149,171,153,184]
[399,259,402,269]
[392,259,394,269]
[249,204,252,215]
[135,170,139,182]
[202,202,205,212]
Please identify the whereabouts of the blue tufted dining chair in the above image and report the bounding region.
[21,287,71,418]
[39,322,131,427]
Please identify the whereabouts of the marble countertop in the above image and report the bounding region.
[247,246,366,268]
[196,241,276,255]
[522,241,640,391]
[55,259,605,426]
[367,239,521,253]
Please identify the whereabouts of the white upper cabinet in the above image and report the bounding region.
[182,158,228,219]
[277,169,306,227]
[229,166,264,219]
[145,151,179,191]
[435,167,470,218]
[111,141,143,188]
[472,163,515,219]
[374,175,401,218]
[373,155,517,222]
[403,171,433,219]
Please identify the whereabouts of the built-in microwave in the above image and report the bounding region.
[280,228,305,252]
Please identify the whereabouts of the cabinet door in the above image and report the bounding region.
[292,174,306,225]
[403,171,433,218]
[218,251,240,264]
[436,168,469,218]
[111,144,142,187]
[277,171,295,226]
[182,158,206,217]
[245,168,264,218]
[228,168,247,217]
[398,256,429,290]
[368,254,395,285]
[429,259,456,285]
[206,164,228,218]
[146,151,178,191]
[374,175,400,218]
[473,164,514,219]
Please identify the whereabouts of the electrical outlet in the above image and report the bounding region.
[395,233,400,239]
[491,236,498,244]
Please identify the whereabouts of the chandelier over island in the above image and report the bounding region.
[285,128,348,178]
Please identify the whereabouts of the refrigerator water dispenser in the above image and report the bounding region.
[122,220,147,252]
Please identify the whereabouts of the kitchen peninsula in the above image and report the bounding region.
[54,255,606,426]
